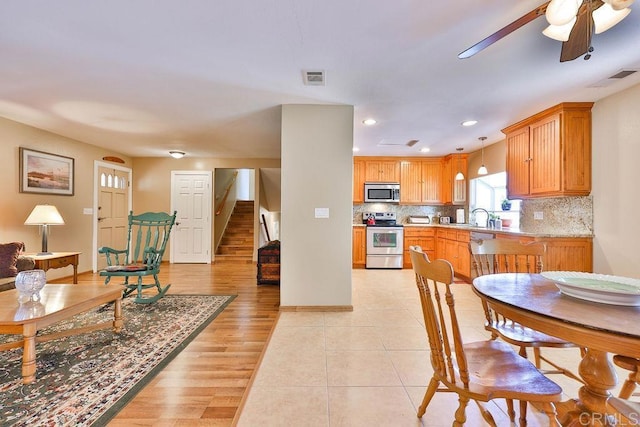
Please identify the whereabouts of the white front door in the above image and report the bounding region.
[94,163,132,272]
[171,171,212,263]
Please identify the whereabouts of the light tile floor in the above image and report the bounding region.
[237,269,628,426]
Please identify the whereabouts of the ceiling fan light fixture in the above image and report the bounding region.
[593,3,632,34]
[546,0,583,26]
[542,17,577,41]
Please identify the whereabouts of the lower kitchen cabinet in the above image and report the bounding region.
[436,229,470,279]
[352,226,366,268]
[496,234,593,272]
[403,227,436,268]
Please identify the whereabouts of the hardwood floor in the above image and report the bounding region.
[51,262,280,426]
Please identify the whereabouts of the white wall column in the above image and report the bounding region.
[280,104,354,308]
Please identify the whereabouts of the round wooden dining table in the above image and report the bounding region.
[472,273,640,426]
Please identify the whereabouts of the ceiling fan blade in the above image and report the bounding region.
[458,2,550,59]
[559,0,603,62]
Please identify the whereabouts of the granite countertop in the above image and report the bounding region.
[353,222,593,238]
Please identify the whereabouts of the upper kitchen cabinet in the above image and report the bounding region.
[363,158,400,183]
[353,158,366,203]
[441,153,467,205]
[400,159,442,204]
[502,102,593,199]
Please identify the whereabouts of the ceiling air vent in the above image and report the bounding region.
[588,69,639,88]
[302,70,325,86]
[378,139,420,147]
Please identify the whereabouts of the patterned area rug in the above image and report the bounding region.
[0,294,235,426]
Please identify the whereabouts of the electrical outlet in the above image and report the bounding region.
[534,211,544,220]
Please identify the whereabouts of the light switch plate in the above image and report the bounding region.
[534,211,544,220]
[83,208,93,215]
[314,208,329,219]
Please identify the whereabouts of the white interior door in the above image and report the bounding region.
[171,171,212,263]
[93,163,132,272]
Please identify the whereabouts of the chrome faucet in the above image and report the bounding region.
[471,208,489,228]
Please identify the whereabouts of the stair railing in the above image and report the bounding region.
[215,171,239,216]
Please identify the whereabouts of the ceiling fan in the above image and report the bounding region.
[458,0,635,62]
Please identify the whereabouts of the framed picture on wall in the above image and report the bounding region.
[19,147,75,196]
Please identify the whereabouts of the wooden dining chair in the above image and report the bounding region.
[469,239,583,383]
[409,246,562,426]
[612,355,640,398]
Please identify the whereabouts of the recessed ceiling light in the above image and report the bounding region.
[462,120,478,127]
[362,118,377,126]
[420,147,430,153]
[353,147,360,152]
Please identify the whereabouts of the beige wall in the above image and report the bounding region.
[132,157,280,261]
[281,104,354,308]
[0,117,132,280]
[592,82,640,277]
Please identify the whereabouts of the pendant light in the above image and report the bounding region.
[477,137,488,175]
[455,147,465,181]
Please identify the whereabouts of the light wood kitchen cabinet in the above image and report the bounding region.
[403,227,436,268]
[353,158,366,203]
[400,159,442,204]
[352,226,366,268]
[496,233,593,272]
[364,158,400,183]
[436,228,470,278]
[441,154,467,205]
[502,102,593,199]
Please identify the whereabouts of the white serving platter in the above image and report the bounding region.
[540,271,640,306]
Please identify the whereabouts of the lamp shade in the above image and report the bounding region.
[542,17,577,41]
[24,205,65,225]
[478,165,488,175]
[546,0,583,26]
[593,3,631,34]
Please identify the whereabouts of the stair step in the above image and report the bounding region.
[217,246,253,255]
[215,254,254,264]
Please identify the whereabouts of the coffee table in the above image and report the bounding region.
[0,284,123,384]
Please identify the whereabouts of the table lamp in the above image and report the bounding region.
[24,205,65,255]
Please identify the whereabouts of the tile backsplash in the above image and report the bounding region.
[520,196,593,235]
[353,195,593,236]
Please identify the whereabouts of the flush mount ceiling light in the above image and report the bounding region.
[478,137,488,176]
[362,118,377,126]
[462,120,478,127]
[455,147,465,181]
[169,150,185,159]
[420,147,431,153]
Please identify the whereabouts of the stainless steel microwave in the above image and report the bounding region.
[364,182,400,203]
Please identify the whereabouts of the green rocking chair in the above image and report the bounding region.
[99,211,177,304]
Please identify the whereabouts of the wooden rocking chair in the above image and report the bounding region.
[99,211,177,304]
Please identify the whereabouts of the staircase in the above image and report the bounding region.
[216,200,254,264]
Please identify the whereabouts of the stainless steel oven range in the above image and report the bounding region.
[363,212,404,269]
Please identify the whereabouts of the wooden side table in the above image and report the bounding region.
[24,252,81,284]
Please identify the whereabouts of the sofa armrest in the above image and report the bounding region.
[17,256,36,272]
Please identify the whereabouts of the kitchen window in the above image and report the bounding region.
[469,172,520,228]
